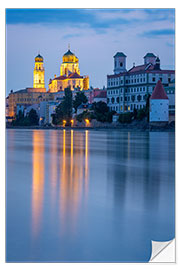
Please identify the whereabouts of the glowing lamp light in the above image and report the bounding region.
[63,120,66,126]
[71,119,74,126]
[85,119,90,126]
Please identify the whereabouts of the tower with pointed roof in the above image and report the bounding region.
[150,80,169,122]
[113,52,127,74]
[33,54,45,88]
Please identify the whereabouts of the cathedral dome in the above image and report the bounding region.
[35,54,43,62]
[63,49,78,63]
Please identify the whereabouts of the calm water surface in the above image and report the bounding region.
[6,129,175,262]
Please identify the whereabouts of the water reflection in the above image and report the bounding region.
[59,130,89,234]
[6,129,174,262]
[32,131,45,238]
[50,131,58,208]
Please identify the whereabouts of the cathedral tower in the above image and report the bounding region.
[33,54,45,88]
[60,49,80,76]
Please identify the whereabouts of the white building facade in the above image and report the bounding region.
[107,52,175,113]
[150,80,169,122]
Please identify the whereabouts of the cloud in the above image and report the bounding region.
[6,9,175,94]
[63,33,82,39]
[6,9,175,33]
[141,29,175,38]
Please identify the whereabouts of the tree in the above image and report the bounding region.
[61,87,72,122]
[73,92,88,112]
[28,109,39,125]
[52,87,73,125]
[137,108,146,120]
[52,103,64,125]
[133,108,138,119]
[93,101,115,123]
[145,93,151,122]
[118,112,133,123]
[93,101,109,114]
[12,109,39,126]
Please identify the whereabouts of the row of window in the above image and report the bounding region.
[16,98,50,102]
[110,103,145,112]
[108,74,174,87]
[125,77,146,84]
[108,76,147,87]
[108,87,146,95]
[107,94,146,104]
[151,76,172,83]
[167,90,174,94]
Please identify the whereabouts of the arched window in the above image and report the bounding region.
[112,97,115,104]
[117,97,120,103]
[137,95,141,102]
[131,95,135,102]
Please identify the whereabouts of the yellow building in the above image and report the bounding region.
[7,54,52,118]
[8,89,54,117]
[48,49,89,92]
[33,54,45,89]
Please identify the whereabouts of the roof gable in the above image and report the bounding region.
[150,80,169,100]
[144,53,156,58]
[68,72,83,79]
[114,52,126,58]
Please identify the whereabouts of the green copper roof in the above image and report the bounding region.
[63,49,74,56]
[35,54,43,62]
[144,53,156,58]
[113,52,126,58]
[35,54,43,59]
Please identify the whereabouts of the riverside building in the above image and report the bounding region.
[150,80,169,122]
[107,52,175,113]
[7,54,54,118]
[7,48,90,119]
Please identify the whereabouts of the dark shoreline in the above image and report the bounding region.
[6,123,175,132]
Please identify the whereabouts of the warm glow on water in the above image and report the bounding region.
[6,129,175,262]
[32,131,45,238]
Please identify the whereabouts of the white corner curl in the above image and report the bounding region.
[149,239,175,263]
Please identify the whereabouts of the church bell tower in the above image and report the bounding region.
[33,54,45,88]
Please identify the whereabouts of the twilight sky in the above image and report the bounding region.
[6,9,175,95]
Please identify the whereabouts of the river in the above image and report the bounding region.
[6,129,175,262]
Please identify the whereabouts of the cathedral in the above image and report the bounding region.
[6,48,90,118]
[48,48,89,92]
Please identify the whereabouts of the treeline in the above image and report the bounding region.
[118,94,150,123]
[12,109,39,126]
[11,87,150,126]
[52,87,115,125]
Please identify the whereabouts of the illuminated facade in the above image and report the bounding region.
[33,54,45,89]
[48,49,89,92]
[8,89,54,117]
[7,54,50,118]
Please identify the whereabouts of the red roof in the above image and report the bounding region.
[107,65,174,78]
[53,75,66,80]
[68,72,83,79]
[150,80,169,100]
[128,64,154,73]
[94,91,107,98]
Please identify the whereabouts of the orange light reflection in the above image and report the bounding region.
[32,131,45,238]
